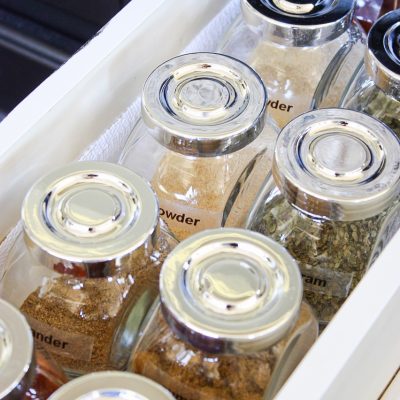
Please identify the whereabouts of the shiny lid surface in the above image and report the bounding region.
[142,52,267,156]
[22,161,158,277]
[0,299,33,399]
[160,228,302,354]
[273,108,400,221]
[48,372,175,400]
[366,10,400,99]
[242,0,354,46]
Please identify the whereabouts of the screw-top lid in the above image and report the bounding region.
[366,10,400,99]
[48,372,175,400]
[160,228,302,354]
[0,299,34,399]
[141,52,267,157]
[273,108,400,221]
[22,161,159,278]
[242,0,355,46]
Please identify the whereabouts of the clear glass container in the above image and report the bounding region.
[119,52,278,241]
[245,109,400,327]
[0,161,177,378]
[341,10,400,138]
[0,299,68,400]
[130,228,318,400]
[218,0,366,128]
[48,371,175,400]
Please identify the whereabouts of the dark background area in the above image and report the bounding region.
[0,0,131,120]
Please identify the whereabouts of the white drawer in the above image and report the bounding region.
[0,1,399,399]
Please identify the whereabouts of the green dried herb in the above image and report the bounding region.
[348,88,400,139]
[251,194,387,328]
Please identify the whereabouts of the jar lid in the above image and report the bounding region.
[273,108,400,221]
[48,371,175,400]
[0,299,33,399]
[22,161,159,278]
[366,10,400,99]
[242,0,354,46]
[142,52,267,157]
[160,228,302,354]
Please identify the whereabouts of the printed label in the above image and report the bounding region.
[25,315,94,361]
[158,198,222,240]
[301,266,354,299]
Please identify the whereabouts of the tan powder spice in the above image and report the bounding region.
[151,132,276,241]
[131,303,316,400]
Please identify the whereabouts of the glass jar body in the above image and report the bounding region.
[22,346,68,400]
[129,302,317,400]
[341,66,400,138]
[119,118,278,241]
[218,19,365,128]
[0,225,177,378]
[247,181,399,327]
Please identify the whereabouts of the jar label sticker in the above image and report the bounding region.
[158,198,222,240]
[301,266,354,299]
[25,315,94,361]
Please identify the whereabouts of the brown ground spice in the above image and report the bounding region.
[21,235,174,377]
[131,303,315,400]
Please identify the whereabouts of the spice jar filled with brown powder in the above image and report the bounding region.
[245,109,400,328]
[0,161,177,378]
[119,52,278,241]
[0,299,68,400]
[130,228,318,400]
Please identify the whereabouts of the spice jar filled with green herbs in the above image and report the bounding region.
[0,161,177,378]
[119,52,278,241]
[341,10,400,138]
[245,109,400,328]
[217,0,366,128]
[130,228,318,400]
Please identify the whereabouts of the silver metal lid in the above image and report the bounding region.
[0,299,33,399]
[365,10,400,99]
[273,108,400,221]
[48,371,175,400]
[160,228,302,354]
[22,161,159,278]
[142,52,267,157]
[242,0,355,46]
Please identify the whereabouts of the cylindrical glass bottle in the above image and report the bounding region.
[218,0,366,127]
[0,299,67,400]
[246,109,400,327]
[0,161,177,377]
[130,228,318,400]
[119,52,278,241]
[342,10,400,138]
[48,371,175,400]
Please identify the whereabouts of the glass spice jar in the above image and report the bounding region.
[0,161,177,378]
[119,52,278,241]
[0,299,68,400]
[217,0,366,128]
[130,228,318,400]
[48,371,175,400]
[245,108,400,328]
[341,10,400,139]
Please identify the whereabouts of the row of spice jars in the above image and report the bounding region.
[0,159,319,399]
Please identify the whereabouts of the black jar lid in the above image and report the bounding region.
[366,9,400,99]
[242,0,355,46]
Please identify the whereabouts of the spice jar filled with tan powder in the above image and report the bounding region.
[0,161,177,378]
[119,52,279,241]
[130,228,318,400]
[218,0,366,128]
[245,109,400,328]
